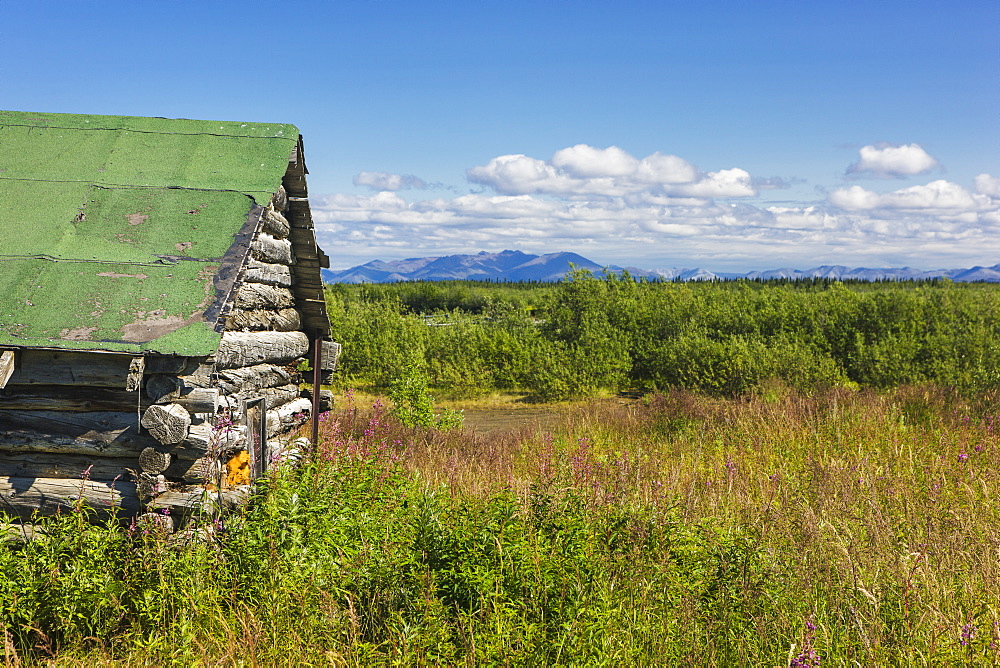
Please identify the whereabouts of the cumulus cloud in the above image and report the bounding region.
[313,146,1000,270]
[353,171,428,191]
[551,144,639,178]
[827,185,881,210]
[467,144,753,200]
[828,180,989,212]
[974,173,1000,198]
[847,143,940,178]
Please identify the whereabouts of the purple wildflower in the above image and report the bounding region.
[791,618,821,667]
[961,622,976,646]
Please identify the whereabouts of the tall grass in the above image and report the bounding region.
[2,385,999,664]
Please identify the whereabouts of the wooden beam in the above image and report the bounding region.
[175,423,246,460]
[0,451,139,480]
[224,307,301,332]
[266,398,312,437]
[0,431,155,458]
[0,476,141,519]
[0,384,214,413]
[319,341,341,371]
[234,284,294,311]
[243,259,293,288]
[215,331,310,369]
[6,350,133,388]
[0,409,145,440]
[216,363,298,395]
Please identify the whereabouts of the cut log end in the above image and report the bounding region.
[138,447,172,475]
[140,403,191,445]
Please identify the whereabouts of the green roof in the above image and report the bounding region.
[0,110,299,355]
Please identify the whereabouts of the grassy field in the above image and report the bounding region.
[3,384,999,665]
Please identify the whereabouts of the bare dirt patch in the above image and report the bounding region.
[459,407,567,434]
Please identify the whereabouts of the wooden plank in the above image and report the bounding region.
[0,409,144,439]
[301,298,327,308]
[0,384,160,412]
[6,350,133,387]
[0,451,139,480]
[0,476,141,519]
[0,431,155,458]
[0,351,14,389]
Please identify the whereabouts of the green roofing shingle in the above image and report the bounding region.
[0,110,299,355]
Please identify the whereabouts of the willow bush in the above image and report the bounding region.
[326,274,1000,399]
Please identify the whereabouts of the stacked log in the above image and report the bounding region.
[133,186,318,495]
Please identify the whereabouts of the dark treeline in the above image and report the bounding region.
[325,273,1000,400]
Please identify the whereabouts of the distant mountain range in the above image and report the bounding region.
[322,250,1000,284]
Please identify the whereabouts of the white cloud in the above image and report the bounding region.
[974,173,1000,198]
[466,144,755,200]
[878,180,981,210]
[847,143,939,178]
[314,147,1000,271]
[353,171,427,191]
[551,144,639,178]
[828,180,989,212]
[669,168,755,198]
[634,153,700,184]
[466,154,576,196]
[828,185,884,210]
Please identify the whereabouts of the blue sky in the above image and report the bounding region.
[3,0,998,271]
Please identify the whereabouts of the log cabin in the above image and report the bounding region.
[0,110,339,527]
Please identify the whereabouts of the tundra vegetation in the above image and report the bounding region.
[2,275,999,665]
